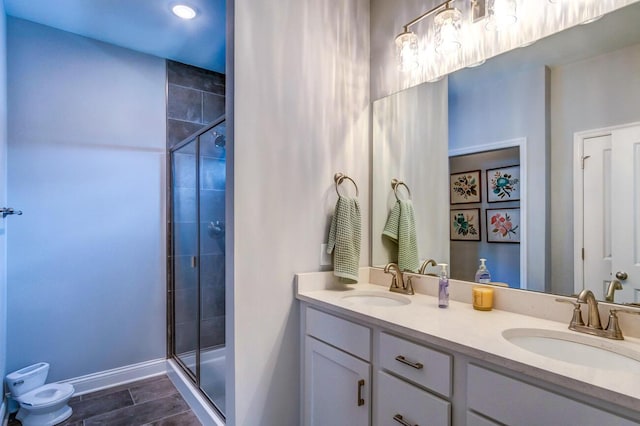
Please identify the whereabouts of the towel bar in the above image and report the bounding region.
[391,179,411,201]
[334,173,359,197]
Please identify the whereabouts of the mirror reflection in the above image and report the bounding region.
[372,2,640,305]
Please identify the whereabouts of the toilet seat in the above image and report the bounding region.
[17,383,74,408]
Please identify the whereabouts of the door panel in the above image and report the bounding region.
[172,140,198,376]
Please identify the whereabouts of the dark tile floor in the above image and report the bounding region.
[8,375,202,426]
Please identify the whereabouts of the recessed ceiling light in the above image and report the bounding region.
[172,4,197,20]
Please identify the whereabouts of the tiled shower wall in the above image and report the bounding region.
[167,60,225,149]
[168,61,226,353]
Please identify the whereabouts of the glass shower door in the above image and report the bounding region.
[169,117,226,417]
[198,123,226,410]
[171,140,198,377]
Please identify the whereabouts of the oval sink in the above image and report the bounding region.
[341,291,410,307]
[502,328,640,373]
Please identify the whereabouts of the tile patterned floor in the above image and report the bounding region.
[8,375,202,426]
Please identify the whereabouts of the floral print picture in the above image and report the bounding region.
[487,165,520,202]
[450,170,481,204]
[450,209,481,241]
[486,208,520,243]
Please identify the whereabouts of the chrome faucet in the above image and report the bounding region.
[384,263,415,295]
[577,289,603,330]
[604,280,623,303]
[557,289,640,340]
[418,259,437,275]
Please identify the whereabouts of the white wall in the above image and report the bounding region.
[7,18,167,381]
[550,42,640,295]
[0,1,8,420]
[233,0,370,424]
[449,66,550,292]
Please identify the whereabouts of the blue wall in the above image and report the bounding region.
[6,18,167,381]
[0,1,8,420]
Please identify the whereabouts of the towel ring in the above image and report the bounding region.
[391,178,411,201]
[334,173,359,197]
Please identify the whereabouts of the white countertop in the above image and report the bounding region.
[296,272,640,413]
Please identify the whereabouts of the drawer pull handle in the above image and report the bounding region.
[395,355,424,370]
[393,414,418,426]
[357,379,365,406]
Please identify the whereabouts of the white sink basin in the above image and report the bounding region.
[502,328,640,373]
[341,291,410,307]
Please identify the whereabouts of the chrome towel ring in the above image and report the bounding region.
[391,178,411,201]
[334,172,359,197]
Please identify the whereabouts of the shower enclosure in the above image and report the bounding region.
[168,115,226,416]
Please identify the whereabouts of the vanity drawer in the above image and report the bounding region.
[467,364,638,426]
[306,307,371,361]
[375,370,450,426]
[379,332,452,398]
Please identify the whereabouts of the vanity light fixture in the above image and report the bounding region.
[395,0,461,71]
[172,4,197,20]
[485,0,518,31]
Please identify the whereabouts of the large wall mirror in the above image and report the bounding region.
[372,2,640,305]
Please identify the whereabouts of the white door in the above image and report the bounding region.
[611,125,640,302]
[578,124,640,303]
[304,336,371,426]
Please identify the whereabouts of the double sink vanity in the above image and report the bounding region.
[296,268,640,425]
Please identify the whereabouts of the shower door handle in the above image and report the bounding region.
[191,256,197,268]
[1,207,22,218]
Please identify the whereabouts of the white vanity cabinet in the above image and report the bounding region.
[303,307,372,426]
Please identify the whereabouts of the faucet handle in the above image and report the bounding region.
[605,309,640,340]
[555,298,585,327]
[610,308,640,317]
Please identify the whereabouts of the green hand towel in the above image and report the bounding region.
[327,196,361,283]
[382,200,419,273]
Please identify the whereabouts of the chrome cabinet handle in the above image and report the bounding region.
[357,379,365,406]
[395,355,424,370]
[393,414,418,426]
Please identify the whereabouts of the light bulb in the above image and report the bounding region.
[486,0,517,31]
[434,7,462,55]
[172,4,197,20]
[395,31,419,72]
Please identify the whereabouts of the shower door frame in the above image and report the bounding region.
[167,114,226,417]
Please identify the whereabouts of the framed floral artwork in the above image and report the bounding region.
[450,170,481,204]
[486,208,520,243]
[450,209,481,241]
[486,165,520,202]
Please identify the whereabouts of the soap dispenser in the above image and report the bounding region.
[438,263,449,308]
[475,258,491,284]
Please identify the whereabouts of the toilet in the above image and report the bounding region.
[6,363,74,426]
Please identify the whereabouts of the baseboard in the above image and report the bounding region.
[60,358,167,396]
[166,359,224,426]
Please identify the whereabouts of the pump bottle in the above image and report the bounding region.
[475,258,491,284]
[438,263,449,308]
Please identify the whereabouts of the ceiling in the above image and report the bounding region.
[3,0,226,73]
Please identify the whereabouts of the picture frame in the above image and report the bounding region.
[486,208,520,243]
[486,165,520,202]
[450,170,481,204]
[450,208,481,241]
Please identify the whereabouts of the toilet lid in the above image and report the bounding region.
[18,383,74,407]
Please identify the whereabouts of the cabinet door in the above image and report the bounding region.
[304,336,371,426]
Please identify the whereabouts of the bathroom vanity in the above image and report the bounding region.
[296,270,640,426]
